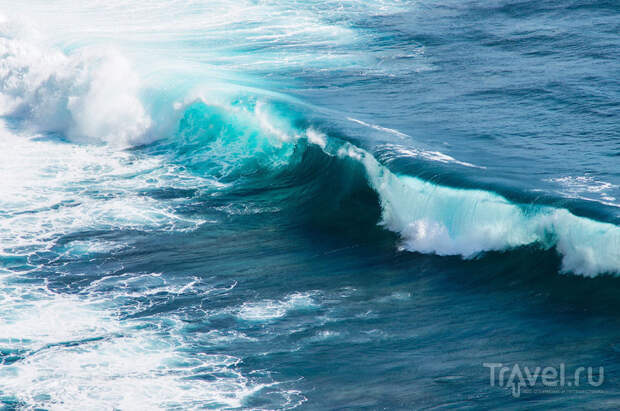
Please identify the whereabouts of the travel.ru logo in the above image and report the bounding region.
[483,362,604,397]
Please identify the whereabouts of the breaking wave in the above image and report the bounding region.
[1,13,619,280]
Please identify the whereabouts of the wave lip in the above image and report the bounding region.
[337,144,620,277]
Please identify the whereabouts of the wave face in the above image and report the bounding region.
[1,1,620,409]
[152,94,620,277]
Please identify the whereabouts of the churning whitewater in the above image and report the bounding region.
[1,1,619,409]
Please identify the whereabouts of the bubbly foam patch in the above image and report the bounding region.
[0,275,273,410]
[237,292,319,322]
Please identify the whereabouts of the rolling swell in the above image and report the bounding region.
[154,98,620,278]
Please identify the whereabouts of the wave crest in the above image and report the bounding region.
[336,144,620,277]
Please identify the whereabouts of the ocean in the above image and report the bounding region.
[0,0,619,409]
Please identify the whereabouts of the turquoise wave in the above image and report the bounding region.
[152,96,620,277]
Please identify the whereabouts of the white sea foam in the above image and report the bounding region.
[0,16,150,146]
[0,124,209,257]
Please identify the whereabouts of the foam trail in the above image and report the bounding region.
[337,144,620,277]
[378,143,483,169]
[347,117,411,139]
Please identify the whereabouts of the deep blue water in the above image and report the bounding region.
[0,1,619,409]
